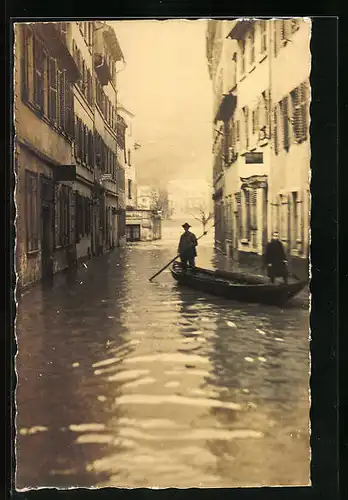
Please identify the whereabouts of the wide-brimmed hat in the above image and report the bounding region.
[182,222,191,229]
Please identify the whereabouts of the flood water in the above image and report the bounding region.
[15,220,310,488]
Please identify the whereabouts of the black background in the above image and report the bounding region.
[4,4,341,500]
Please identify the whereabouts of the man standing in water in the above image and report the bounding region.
[264,231,289,284]
[178,222,198,270]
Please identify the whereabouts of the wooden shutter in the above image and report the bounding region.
[244,107,249,150]
[48,57,58,123]
[273,107,278,155]
[68,189,75,245]
[21,25,34,102]
[300,82,308,141]
[66,80,74,137]
[273,20,281,57]
[59,70,66,130]
[281,96,290,150]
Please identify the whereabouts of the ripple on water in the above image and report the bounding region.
[123,353,210,365]
[115,394,242,411]
[107,369,150,382]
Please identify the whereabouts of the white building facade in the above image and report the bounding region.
[118,105,138,210]
[206,19,311,279]
[167,178,213,221]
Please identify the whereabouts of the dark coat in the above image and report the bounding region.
[264,239,288,277]
[178,231,198,259]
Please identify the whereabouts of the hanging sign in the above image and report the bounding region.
[53,165,76,181]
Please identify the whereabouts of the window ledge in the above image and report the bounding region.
[259,138,269,147]
[240,73,247,82]
[27,249,39,257]
[248,64,256,74]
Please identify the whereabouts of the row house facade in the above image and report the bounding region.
[117,104,139,210]
[206,18,311,280]
[14,21,126,289]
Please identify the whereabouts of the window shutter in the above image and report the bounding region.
[251,189,257,229]
[273,20,281,56]
[69,190,76,245]
[273,107,278,155]
[281,96,289,151]
[78,118,82,159]
[66,81,74,137]
[300,81,308,141]
[48,58,58,123]
[245,107,249,150]
[21,25,33,102]
[59,70,66,130]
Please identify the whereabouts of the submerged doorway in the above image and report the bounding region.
[126,224,141,242]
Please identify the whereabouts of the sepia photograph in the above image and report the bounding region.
[14,18,311,489]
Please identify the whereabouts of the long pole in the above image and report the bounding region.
[148,227,213,282]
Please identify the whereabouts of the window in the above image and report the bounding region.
[128,179,132,199]
[290,18,300,33]
[259,91,269,138]
[249,25,255,65]
[280,96,290,150]
[273,20,280,57]
[252,106,259,135]
[260,20,267,53]
[84,125,88,165]
[242,106,249,150]
[291,191,299,250]
[83,22,88,42]
[279,194,288,242]
[21,26,34,102]
[128,149,131,166]
[48,58,58,123]
[87,69,92,104]
[239,40,245,75]
[55,184,70,248]
[236,120,240,142]
[280,20,287,44]
[33,37,46,112]
[228,120,236,161]
[291,82,308,143]
[25,170,39,252]
[88,130,94,168]
[273,107,279,155]
[59,70,66,130]
[65,80,74,137]
[243,189,251,241]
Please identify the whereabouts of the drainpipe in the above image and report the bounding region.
[267,19,273,246]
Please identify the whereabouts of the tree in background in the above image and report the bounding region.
[191,202,214,232]
[150,188,174,219]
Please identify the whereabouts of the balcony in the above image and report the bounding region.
[33,22,80,83]
[94,53,112,86]
[214,93,237,124]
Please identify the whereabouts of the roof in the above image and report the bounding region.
[227,20,253,40]
[103,25,124,62]
[117,104,135,118]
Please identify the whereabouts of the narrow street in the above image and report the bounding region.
[16,221,310,489]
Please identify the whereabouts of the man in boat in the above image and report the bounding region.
[264,232,288,284]
[178,222,198,271]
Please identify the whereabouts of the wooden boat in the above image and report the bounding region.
[170,262,307,307]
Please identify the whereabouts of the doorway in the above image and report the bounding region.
[126,224,141,242]
[40,176,54,284]
[41,204,53,283]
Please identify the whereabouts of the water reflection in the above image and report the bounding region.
[16,228,310,488]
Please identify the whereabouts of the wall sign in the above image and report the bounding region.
[245,152,263,164]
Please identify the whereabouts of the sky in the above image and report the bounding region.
[111,20,213,188]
